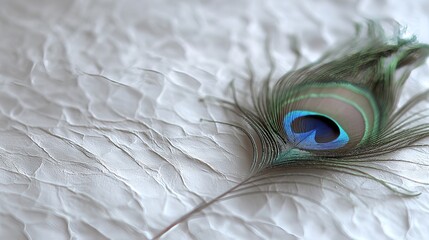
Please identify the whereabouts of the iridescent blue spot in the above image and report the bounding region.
[283,110,349,150]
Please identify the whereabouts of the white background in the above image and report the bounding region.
[1,0,429,239]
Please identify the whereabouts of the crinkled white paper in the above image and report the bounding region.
[1,0,429,239]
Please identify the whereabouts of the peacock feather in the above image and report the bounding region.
[152,21,429,239]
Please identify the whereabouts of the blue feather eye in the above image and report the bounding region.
[278,83,379,151]
[284,110,349,150]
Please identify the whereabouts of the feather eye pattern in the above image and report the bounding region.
[242,22,429,175]
[153,22,429,239]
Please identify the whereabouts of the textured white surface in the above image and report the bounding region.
[1,0,429,239]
